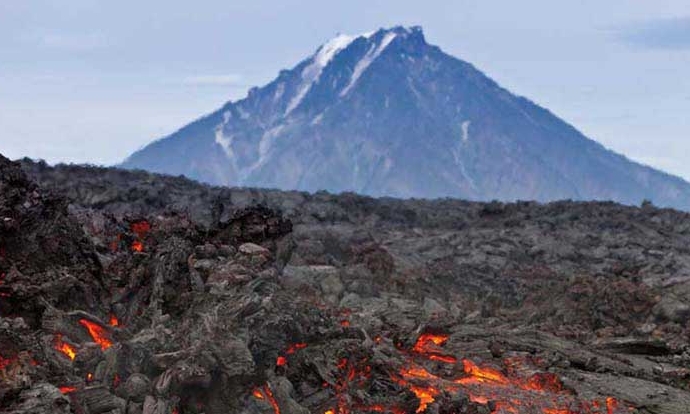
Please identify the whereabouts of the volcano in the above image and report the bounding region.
[121,26,690,210]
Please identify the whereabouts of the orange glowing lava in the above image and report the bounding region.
[458,359,510,385]
[54,334,77,360]
[396,333,628,414]
[409,385,439,413]
[263,384,281,414]
[412,333,449,352]
[79,319,113,350]
[252,384,280,414]
[606,397,618,414]
[401,364,441,381]
[411,332,457,364]
[275,342,309,368]
[286,342,308,354]
[59,386,77,394]
[246,332,630,414]
[131,240,144,252]
[524,372,563,393]
[391,363,444,413]
[109,314,119,327]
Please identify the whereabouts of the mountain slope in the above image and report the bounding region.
[121,26,690,210]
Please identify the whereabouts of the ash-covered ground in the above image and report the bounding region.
[2,154,690,414]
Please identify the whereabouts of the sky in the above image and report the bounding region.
[1,1,689,180]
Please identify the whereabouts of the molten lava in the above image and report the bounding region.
[606,397,618,414]
[54,334,77,360]
[411,332,458,364]
[109,314,119,327]
[392,364,442,413]
[524,372,563,393]
[78,319,113,350]
[131,240,144,252]
[252,384,280,414]
[248,332,629,414]
[263,385,280,414]
[412,333,449,352]
[457,359,510,385]
[276,342,308,367]
[59,386,77,394]
[286,342,308,354]
[409,385,438,413]
[392,333,628,414]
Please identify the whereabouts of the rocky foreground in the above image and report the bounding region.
[1,155,690,414]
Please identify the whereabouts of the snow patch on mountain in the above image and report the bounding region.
[243,124,286,177]
[341,32,397,97]
[274,83,285,102]
[311,113,324,125]
[462,120,471,142]
[285,34,356,116]
[237,106,250,119]
[214,109,241,177]
[214,129,234,159]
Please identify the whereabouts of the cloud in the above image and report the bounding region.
[616,17,690,50]
[182,74,244,86]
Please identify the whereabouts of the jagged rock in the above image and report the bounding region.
[123,374,151,403]
[652,295,690,323]
[142,396,169,414]
[195,243,218,259]
[239,243,270,256]
[595,337,672,356]
[74,386,126,414]
[2,383,71,414]
[319,273,344,297]
[268,377,310,414]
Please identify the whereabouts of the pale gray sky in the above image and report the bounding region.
[1,1,689,180]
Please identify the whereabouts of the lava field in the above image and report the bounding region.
[2,154,690,414]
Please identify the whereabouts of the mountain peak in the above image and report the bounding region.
[285,26,423,115]
[386,25,425,40]
[315,25,425,60]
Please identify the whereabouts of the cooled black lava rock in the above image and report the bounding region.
[2,157,690,414]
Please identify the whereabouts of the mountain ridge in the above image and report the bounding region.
[121,26,690,210]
